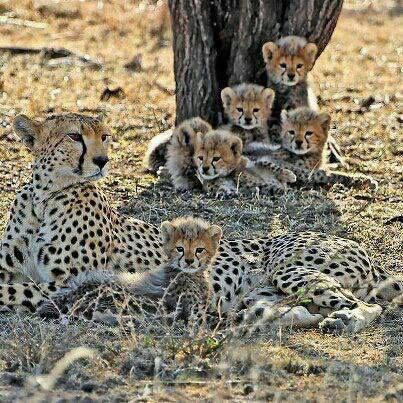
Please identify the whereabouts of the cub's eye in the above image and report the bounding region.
[101,134,110,142]
[296,63,303,69]
[288,130,295,136]
[305,131,313,137]
[236,107,243,113]
[195,247,205,254]
[176,246,184,253]
[280,63,287,69]
[253,108,260,113]
[198,156,203,161]
[67,133,82,142]
[212,156,221,162]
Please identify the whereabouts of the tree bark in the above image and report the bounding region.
[168,0,343,126]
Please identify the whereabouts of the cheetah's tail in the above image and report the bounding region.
[366,274,403,305]
[143,129,173,173]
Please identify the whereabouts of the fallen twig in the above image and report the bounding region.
[0,46,102,69]
[0,16,48,29]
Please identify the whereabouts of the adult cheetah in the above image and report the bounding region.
[0,113,401,333]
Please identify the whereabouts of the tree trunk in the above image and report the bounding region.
[168,0,343,126]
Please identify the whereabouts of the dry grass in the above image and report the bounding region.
[0,0,402,401]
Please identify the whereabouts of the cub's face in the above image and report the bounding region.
[161,219,222,274]
[281,110,330,155]
[221,86,274,130]
[262,41,317,86]
[193,131,243,180]
[14,114,112,182]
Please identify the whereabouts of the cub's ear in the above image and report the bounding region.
[262,42,278,64]
[318,112,331,132]
[160,221,175,244]
[262,88,275,109]
[280,109,289,123]
[221,87,236,109]
[230,136,243,156]
[303,43,318,68]
[176,125,195,146]
[13,114,41,150]
[209,224,223,244]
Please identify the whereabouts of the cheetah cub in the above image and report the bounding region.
[156,216,222,323]
[254,107,377,188]
[262,36,318,117]
[220,83,278,152]
[193,129,296,198]
[165,117,212,191]
[144,117,211,178]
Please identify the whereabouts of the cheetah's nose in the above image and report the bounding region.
[288,73,296,80]
[244,117,252,124]
[202,167,209,174]
[185,258,194,265]
[295,140,303,148]
[93,156,109,169]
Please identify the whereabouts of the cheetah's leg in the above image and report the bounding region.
[272,266,382,333]
[0,185,39,283]
[238,285,323,330]
[0,281,61,312]
[298,167,377,189]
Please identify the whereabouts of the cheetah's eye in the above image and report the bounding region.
[236,107,243,113]
[288,130,295,136]
[212,156,221,162]
[67,133,82,142]
[280,63,287,69]
[176,246,184,253]
[101,134,111,142]
[296,63,303,69]
[253,108,260,113]
[195,247,205,254]
[305,131,313,137]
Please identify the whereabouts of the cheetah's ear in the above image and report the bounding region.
[280,109,289,123]
[209,225,223,244]
[220,87,236,109]
[230,136,243,156]
[160,221,175,244]
[176,125,195,146]
[262,41,278,64]
[262,88,275,109]
[13,114,41,150]
[302,43,318,68]
[318,112,331,132]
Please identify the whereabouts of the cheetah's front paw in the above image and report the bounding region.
[320,303,382,334]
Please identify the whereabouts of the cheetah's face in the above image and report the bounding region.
[161,217,222,274]
[14,114,112,182]
[262,41,317,86]
[193,130,243,180]
[221,86,274,130]
[281,110,329,155]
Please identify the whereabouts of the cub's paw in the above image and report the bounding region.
[354,175,378,190]
[278,169,297,184]
[214,188,237,200]
[157,166,170,180]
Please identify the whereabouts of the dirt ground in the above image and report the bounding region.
[0,0,402,401]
